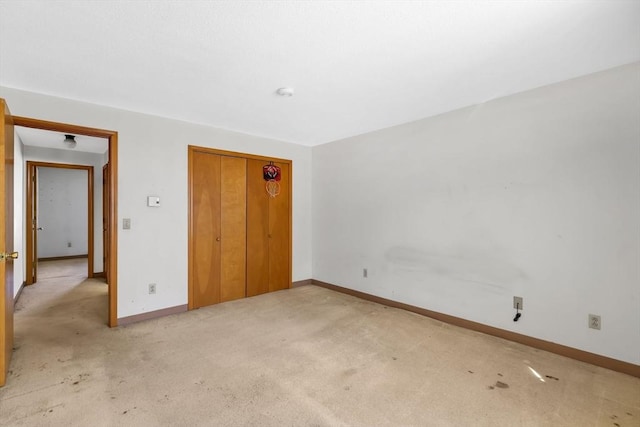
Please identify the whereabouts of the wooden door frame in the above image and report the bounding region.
[14,117,118,327]
[187,145,292,310]
[26,162,94,284]
[102,164,109,284]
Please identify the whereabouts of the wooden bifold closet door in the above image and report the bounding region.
[190,151,247,308]
[189,146,291,310]
[246,159,290,296]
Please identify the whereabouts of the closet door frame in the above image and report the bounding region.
[187,145,292,310]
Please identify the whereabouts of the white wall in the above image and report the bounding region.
[24,146,106,273]
[37,167,88,258]
[0,87,313,318]
[13,134,24,298]
[313,63,640,364]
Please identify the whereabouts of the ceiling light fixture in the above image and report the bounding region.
[64,134,77,148]
[276,87,294,97]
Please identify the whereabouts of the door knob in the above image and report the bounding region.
[216,237,221,242]
[37,227,43,231]
[0,252,18,261]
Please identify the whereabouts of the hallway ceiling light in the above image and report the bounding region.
[63,134,77,148]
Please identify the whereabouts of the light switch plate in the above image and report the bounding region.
[123,218,131,230]
[147,196,160,207]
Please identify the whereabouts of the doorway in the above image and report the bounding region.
[13,116,118,327]
[25,162,94,284]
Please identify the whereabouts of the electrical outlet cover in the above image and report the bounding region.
[513,296,523,310]
[588,314,601,330]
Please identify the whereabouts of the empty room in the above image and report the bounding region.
[0,1,638,426]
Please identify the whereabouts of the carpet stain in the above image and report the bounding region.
[40,403,65,417]
[122,406,137,415]
[343,368,357,377]
[545,375,560,381]
[495,381,509,389]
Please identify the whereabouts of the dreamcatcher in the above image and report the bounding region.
[263,162,281,198]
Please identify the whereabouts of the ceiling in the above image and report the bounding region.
[0,1,638,147]
[16,127,108,154]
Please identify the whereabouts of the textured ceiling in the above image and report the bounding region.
[1,1,638,146]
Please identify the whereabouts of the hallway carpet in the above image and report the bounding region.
[1,268,638,426]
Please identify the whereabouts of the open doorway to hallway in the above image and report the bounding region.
[11,129,110,349]
[11,119,118,327]
[1,107,119,388]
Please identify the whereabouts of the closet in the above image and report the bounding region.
[188,146,291,309]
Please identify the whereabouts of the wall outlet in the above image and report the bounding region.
[123,218,131,230]
[67,242,72,248]
[588,314,601,330]
[148,283,156,294]
[513,296,523,310]
[363,268,368,278]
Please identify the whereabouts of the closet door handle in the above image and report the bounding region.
[216,237,221,242]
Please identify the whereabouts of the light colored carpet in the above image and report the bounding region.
[36,258,88,280]
[1,262,638,426]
